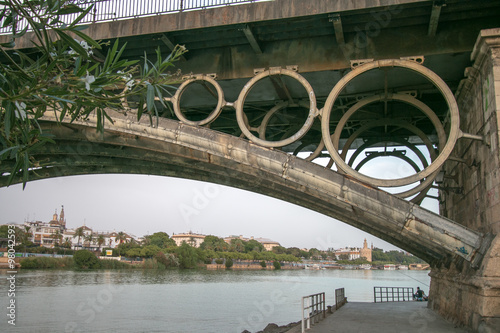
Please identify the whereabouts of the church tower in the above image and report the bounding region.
[359,238,372,262]
[59,205,66,228]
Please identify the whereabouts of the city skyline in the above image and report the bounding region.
[0,173,436,251]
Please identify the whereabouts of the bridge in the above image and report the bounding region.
[1,0,499,331]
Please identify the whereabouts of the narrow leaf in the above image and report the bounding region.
[146,84,155,112]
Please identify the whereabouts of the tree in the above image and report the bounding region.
[96,234,105,253]
[0,0,186,187]
[144,232,176,249]
[61,237,72,255]
[84,233,95,250]
[73,249,100,269]
[339,254,350,261]
[73,227,85,250]
[230,239,245,253]
[114,232,128,256]
[245,239,264,253]
[52,229,63,248]
[200,235,228,252]
[176,242,198,269]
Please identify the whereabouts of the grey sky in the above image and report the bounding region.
[0,167,438,252]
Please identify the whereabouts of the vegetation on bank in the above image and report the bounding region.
[7,228,426,270]
[17,233,303,270]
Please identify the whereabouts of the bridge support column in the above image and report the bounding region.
[430,28,500,332]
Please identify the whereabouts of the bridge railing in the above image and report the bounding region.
[373,286,414,303]
[335,287,347,309]
[301,292,325,333]
[0,0,271,35]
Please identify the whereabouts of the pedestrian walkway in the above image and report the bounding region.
[286,302,471,333]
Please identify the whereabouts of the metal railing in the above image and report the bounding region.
[335,287,347,309]
[0,0,272,35]
[374,287,414,303]
[301,292,325,333]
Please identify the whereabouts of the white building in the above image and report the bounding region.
[171,231,206,247]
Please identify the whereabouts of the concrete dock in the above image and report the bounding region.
[285,302,472,333]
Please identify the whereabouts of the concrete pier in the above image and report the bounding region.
[287,302,471,333]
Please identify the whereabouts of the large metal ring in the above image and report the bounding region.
[332,118,441,198]
[321,59,460,188]
[347,138,434,201]
[258,100,311,141]
[235,68,318,147]
[172,75,225,126]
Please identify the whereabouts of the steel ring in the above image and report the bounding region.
[330,118,442,197]
[258,100,311,141]
[172,75,225,126]
[235,68,318,148]
[321,59,459,188]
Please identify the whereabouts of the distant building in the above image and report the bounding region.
[224,235,281,250]
[334,239,372,262]
[254,237,280,251]
[16,206,136,251]
[359,239,373,262]
[24,206,67,248]
[171,231,206,247]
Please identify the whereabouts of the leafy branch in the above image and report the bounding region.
[0,0,186,187]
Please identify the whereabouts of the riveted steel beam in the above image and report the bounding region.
[241,24,263,54]
[428,1,444,37]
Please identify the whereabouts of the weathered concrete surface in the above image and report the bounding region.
[293,302,471,333]
[432,28,500,333]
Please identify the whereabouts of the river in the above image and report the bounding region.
[1,269,431,333]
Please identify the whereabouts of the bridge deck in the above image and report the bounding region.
[287,302,470,333]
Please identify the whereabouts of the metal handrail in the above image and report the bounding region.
[374,286,414,303]
[0,0,271,35]
[301,292,325,333]
[335,287,347,309]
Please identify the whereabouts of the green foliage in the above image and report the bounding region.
[99,259,134,269]
[372,248,426,264]
[73,249,100,269]
[176,242,197,269]
[260,260,266,268]
[245,239,265,253]
[101,247,118,257]
[20,256,73,269]
[142,258,161,269]
[0,225,8,238]
[144,232,176,249]
[0,0,186,187]
[225,258,233,269]
[273,261,281,270]
[200,235,229,252]
[140,245,162,258]
[154,251,179,268]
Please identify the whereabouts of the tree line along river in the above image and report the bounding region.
[0,268,431,333]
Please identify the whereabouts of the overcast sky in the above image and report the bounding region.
[0,153,439,252]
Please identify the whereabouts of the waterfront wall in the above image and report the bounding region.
[430,28,500,332]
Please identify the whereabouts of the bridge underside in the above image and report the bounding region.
[1,111,486,268]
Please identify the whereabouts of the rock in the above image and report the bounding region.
[256,321,300,333]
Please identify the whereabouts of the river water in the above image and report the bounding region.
[1,269,431,333]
